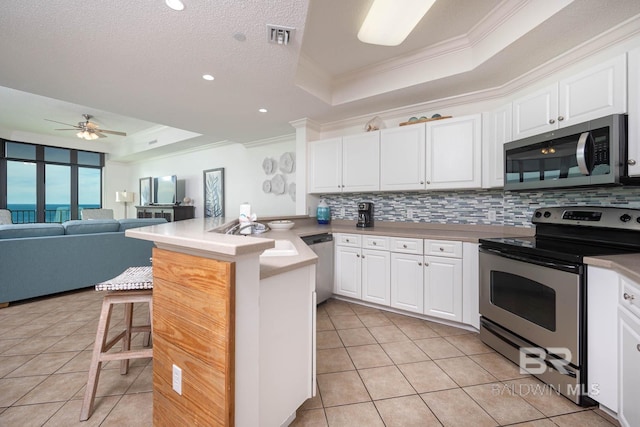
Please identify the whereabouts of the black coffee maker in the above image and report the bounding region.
[357,202,374,228]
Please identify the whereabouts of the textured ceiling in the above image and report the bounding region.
[0,0,639,161]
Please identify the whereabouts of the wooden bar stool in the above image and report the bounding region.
[80,266,154,421]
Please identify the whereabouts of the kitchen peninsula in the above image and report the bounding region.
[126,217,318,427]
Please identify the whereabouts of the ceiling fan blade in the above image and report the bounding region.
[45,118,80,128]
[94,132,108,138]
[98,129,127,136]
[54,128,79,131]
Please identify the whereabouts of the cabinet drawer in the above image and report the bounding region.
[362,235,390,250]
[620,275,640,319]
[424,239,462,258]
[335,233,361,247]
[390,237,423,254]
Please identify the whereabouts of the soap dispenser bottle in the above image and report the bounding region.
[317,199,330,224]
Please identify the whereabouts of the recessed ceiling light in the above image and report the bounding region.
[258,108,268,113]
[202,74,215,81]
[165,0,185,11]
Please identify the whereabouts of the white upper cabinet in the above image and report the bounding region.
[308,132,380,193]
[513,83,559,140]
[513,54,627,140]
[425,114,482,189]
[559,54,627,126]
[342,131,380,192]
[482,104,512,188]
[308,137,342,193]
[380,124,426,190]
[628,47,640,176]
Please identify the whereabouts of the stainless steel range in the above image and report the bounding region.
[479,206,640,406]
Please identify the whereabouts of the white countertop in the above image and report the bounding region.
[125,216,319,279]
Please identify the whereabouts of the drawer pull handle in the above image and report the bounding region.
[373,242,377,245]
[357,254,360,258]
[424,262,429,267]
[439,247,444,251]
[637,344,640,352]
[418,262,422,266]
[403,244,407,248]
[624,293,635,301]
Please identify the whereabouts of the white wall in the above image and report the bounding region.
[115,136,297,220]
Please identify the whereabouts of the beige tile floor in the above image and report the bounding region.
[0,290,620,427]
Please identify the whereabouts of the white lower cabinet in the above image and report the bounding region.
[424,255,462,322]
[336,233,472,327]
[334,245,362,299]
[362,249,391,305]
[619,276,640,427]
[334,234,390,305]
[390,253,424,314]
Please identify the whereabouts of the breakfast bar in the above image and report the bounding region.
[126,217,318,426]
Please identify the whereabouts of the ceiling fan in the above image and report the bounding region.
[45,114,127,140]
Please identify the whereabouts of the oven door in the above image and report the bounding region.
[479,249,581,365]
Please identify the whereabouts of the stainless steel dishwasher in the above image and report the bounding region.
[302,233,334,304]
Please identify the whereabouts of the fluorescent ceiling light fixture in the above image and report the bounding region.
[358,0,436,46]
[258,108,268,113]
[165,0,185,11]
[202,74,215,81]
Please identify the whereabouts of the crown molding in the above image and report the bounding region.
[320,14,640,135]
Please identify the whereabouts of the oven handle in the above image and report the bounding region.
[479,247,580,273]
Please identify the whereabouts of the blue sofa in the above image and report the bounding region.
[0,218,167,304]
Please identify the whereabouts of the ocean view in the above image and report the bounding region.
[7,203,100,223]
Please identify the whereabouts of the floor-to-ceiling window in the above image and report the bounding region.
[1,139,104,223]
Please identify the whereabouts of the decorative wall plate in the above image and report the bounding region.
[271,174,286,194]
[262,157,277,175]
[279,152,295,174]
[262,180,272,193]
[288,182,296,201]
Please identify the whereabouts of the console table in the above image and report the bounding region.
[135,205,195,222]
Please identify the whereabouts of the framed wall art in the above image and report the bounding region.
[139,177,152,206]
[203,168,225,217]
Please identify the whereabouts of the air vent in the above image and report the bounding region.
[267,25,295,45]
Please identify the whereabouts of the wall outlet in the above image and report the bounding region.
[407,209,414,220]
[172,364,182,395]
[488,210,497,222]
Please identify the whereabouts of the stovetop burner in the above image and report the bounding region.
[481,206,640,264]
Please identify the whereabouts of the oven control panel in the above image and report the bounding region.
[532,206,640,230]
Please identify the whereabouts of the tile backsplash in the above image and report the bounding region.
[319,186,640,228]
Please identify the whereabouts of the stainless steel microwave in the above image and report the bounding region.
[504,114,627,190]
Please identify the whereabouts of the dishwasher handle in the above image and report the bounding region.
[302,233,333,245]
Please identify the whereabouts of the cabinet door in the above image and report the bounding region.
[380,124,426,190]
[619,308,640,427]
[334,246,361,299]
[342,131,380,192]
[482,104,512,188]
[424,256,462,322]
[390,253,424,314]
[426,114,482,189]
[361,249,390,306]
[628,47,640,176]
[308,137,342,193]
[513,83,559,140]
[559,54,627,128]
